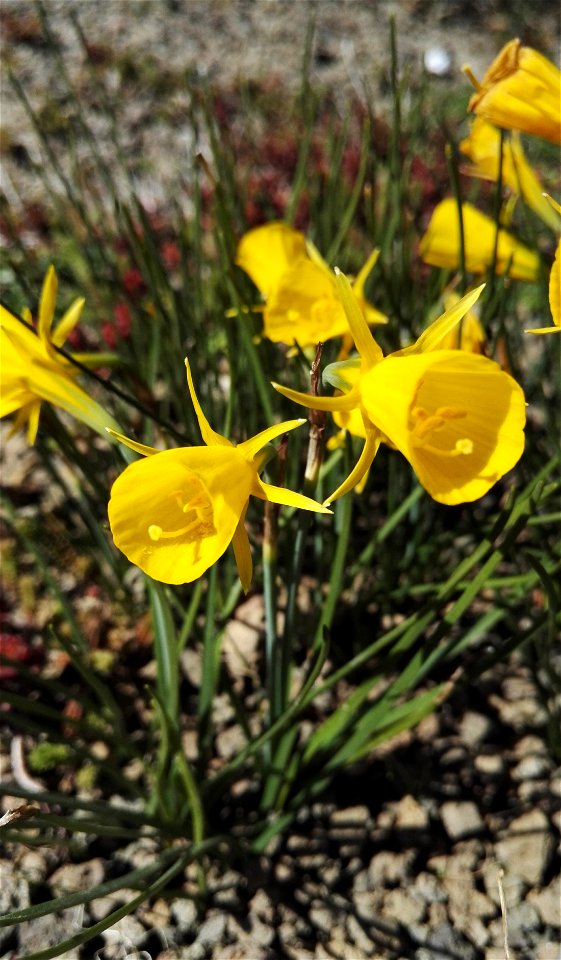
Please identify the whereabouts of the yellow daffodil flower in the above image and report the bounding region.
[459,118,558,230]
[526,239,561,335]
[419,199,539,281]
[526,197,561,335]
[465,39,561,145]
[108,359,331,590]
[273,277,526,506]
[1,266,120,444]
[236,222,386,347]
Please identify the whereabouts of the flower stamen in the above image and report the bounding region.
[410,404,471,456]
[147,473,216,543]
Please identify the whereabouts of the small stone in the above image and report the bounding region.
[517,778,550,801]
[215,723,246,759]
[527,876,561,927]
[309,901,340,933]
[118,837,159,869]
[416,922,477,960]
[194,912,227,949]
[513,734,548,758]
[382,888,425,925]
[458,711,492,747]
[14,850,48,885]
[89,889,134,922]
[482,864,525,909]
[353,889,385,924]
[440,801,484,840]
[49,858,104,897]
[103,914,146,949]
[512,755,552,781]
[489,900,540,949]
[412,871,447,904]
[171,897,198,932]
[394,794,430,832]
[321,859,341,887]
[534,940,561,960]
[346,913,375,952]
[474,753,505,776]
[368,849,415,887]
[495,808,553,886]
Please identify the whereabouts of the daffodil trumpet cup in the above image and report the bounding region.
[272,274,526,508]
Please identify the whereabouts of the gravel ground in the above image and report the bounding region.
[2,658,560,959]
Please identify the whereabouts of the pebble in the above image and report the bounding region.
[49,858,104,896]
[382,887,425,925]
[489,900,540,949]
[103,914,146,950]
[194,912,227,950]
[458,711,492,747]
[415,921,478,959]
[346,912,375,951]
[440,801,484,840]
[368,849,415,887]
[394,794,430,831]
[474,752,505,776]
[171,897,198,933]
[412,871,447,904]
[512,754,552,781]
[495,808,553,886]
[527,876,561,927]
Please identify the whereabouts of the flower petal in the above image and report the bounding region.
[108,446,253,585]
[404,284,485,355]
[324,424,380,504]
[419,199,540,281]
[236,222,308,298]
[361,351,526,505]
[105,428,159,457]
[185,357,231,448]
[271,381,359,412]
[263,259,347,345]
[237,418,306,461]
[231,509,253,594]
[253,478,332,514]
[38,265,57,345]
[334,269,383,367]
[52,297,85,347]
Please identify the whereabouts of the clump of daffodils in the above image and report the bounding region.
[0,266,119,443]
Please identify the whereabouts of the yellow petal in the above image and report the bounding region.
[324,424,380,504]
[105,428,159,457]
[419,199,540,281]
[52,297,86,347]
[466,39,561,145]
[237,418,306,461]
[185,357,231,448]
[263,259,347,346]
[38,265,57,345]
[236,222,308,297]
[253,478,332,514]
[271,380,359,412]
[360,351,526,505]
[334,269,383,367]
[108,446,253,585]
[404,285,485,355]
[459,119,559,229]
[231,509,253,594]
[549,240,561,327]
